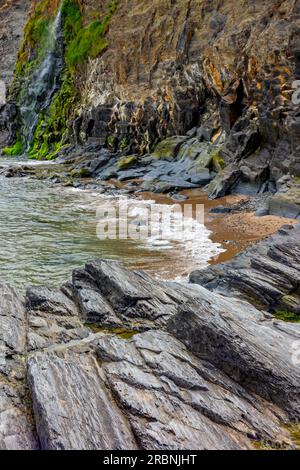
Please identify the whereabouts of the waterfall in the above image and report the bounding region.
[20,6,64,150]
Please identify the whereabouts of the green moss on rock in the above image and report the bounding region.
[9,0,59,101]
[273,310,300,323]
[211,148,225,172]
[88,325,139,339]
[9,0,120,159]
[2,134,24,156]
[107,135,116,149]
[63,0,118,67]
[286,424,300,448]
[70,167,91,178]
[117,155,138,170]
[152,136,186,159]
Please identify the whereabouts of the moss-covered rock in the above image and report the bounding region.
[63,178,74,187]
[70,167,91,178]
[117,155,138,170]
[286,424,300,449]
[211,148,225,173]
[175,139,199,160]
[152,136,186,159]
[7,0,120,159]
[274,310,300,323]
[2,134,24,156]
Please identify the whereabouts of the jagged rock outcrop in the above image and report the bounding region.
[1,252,300,450]
[0,284,38,449]
[190,223,300,314]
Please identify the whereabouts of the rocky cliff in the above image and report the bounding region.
[1,225,300,449]
[1,0,299,211]
[0,0,30,87]
[1,1,300,451]
[0,0,30,147]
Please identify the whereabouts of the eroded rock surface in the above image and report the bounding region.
[190,223,300,315]
[0,252,300,449]
[0,0,30,87]
[28,352,137,450]
[0,284,37,450]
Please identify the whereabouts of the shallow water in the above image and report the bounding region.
[0,167,223,288]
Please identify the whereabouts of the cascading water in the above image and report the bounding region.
[20,6,64,150]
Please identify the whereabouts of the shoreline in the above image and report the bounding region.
[0,158,299,450]
[0,157,297,280]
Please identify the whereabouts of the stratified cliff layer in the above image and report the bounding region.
[0,0,31,147]
[0,0,30,86]
[1,0,299,208]
[77,0,299,162]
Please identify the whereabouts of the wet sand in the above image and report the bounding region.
[125,185,298,268]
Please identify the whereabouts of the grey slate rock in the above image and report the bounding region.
[1,242,300,449]
[28,352,137,450]
[190,223,300,315]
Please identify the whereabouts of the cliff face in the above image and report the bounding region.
[0,0,30,147]
[78,0,299,155]
[2,1,300,187]
[75,0,300,177]
[0,0,31,87]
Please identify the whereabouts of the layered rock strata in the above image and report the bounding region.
[1,243,300,449]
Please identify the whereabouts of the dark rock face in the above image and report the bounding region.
[190,223,300,314]
[1,250,300,449]
[0,103,20,146]
[0,284,38,449]
[63,0,299,190]
[268,177,300,220]
[0,0,30,87]
[0,0,30,146]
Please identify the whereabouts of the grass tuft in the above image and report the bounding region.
[274,311,300,323]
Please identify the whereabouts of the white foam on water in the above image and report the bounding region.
[49,184,225,281]
[93,193,225,279]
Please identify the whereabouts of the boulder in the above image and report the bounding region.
[269,181,300,219]
[152,136,187,159]
[207,164,241,198]
[190,168,213,185]
[117,155,138,170]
